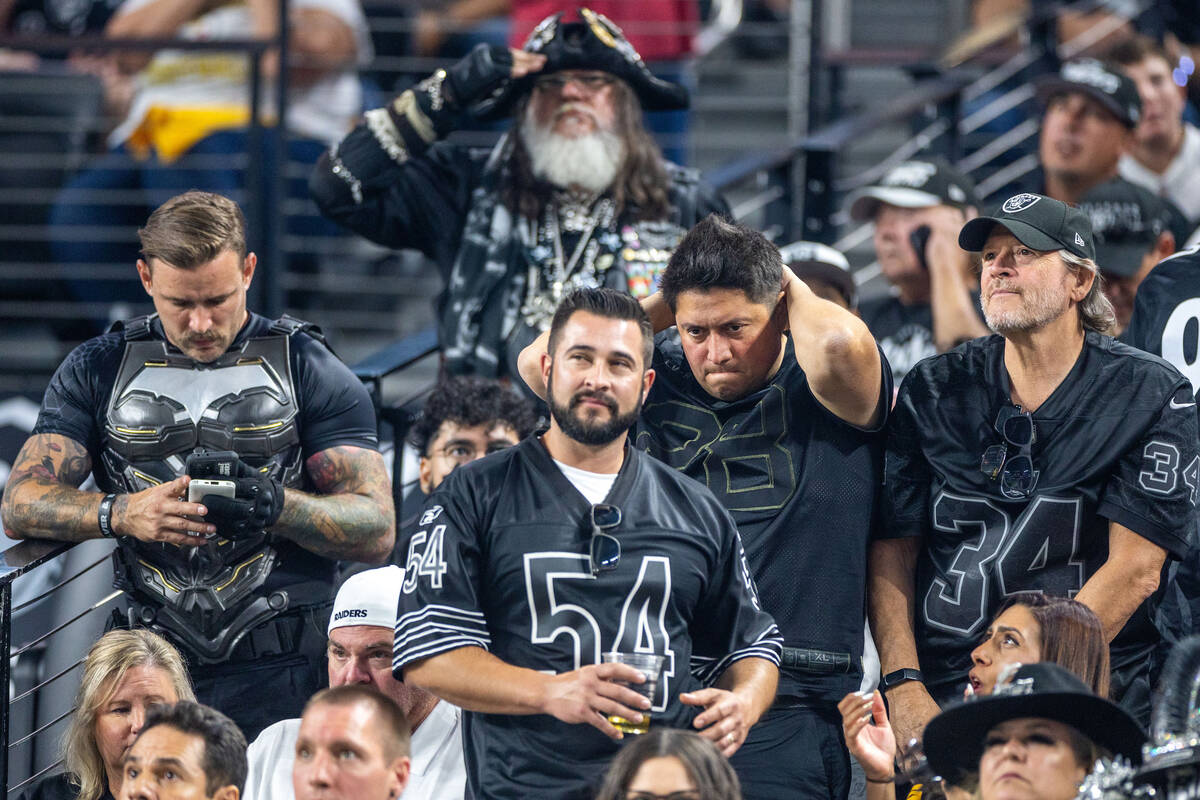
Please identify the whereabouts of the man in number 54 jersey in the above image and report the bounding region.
[872,194,1198,748]
[394,289,782,800]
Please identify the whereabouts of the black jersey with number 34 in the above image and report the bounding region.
[393,437,782,800]
[881,332,1198,695]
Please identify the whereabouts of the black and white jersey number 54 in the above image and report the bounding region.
[524,553,677,711]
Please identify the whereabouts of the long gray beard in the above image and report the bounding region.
[521,117,625,194]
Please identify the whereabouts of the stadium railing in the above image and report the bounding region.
[0,2,1150,793]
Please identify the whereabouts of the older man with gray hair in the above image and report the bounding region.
[243,566,464,800]
[869,192,1198,748]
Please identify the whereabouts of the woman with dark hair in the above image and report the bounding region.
[593,729,742,800]
[841,592,1108,798]
[969,592,1109,698]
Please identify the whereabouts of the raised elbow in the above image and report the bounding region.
[1131,562,1162,603]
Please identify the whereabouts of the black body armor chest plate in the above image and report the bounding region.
[102,327,315,664]
[102,334,302,489]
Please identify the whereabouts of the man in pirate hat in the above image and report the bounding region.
[311,9,728,380]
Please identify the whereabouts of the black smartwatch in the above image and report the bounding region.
[880,668,924,691]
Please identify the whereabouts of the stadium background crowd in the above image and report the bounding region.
[5,1,1200,799]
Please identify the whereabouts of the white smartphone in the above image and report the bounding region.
[188,479,236,504]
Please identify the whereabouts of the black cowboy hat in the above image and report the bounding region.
[923,663,1146,784]
[470,9,689,121]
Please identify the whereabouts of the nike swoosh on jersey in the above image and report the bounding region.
[1170,398,1197,409]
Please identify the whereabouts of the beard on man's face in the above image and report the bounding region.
[520,103,625,194]
[547,370,642,447]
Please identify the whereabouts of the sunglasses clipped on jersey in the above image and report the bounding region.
[980,405,1038,498]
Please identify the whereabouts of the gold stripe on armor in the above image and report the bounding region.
[232,420,285,432]
[138,559,182,592]
[144,360,169,367]
[215,552,266,592]
[236,357,264,366]
[131,470,163,486]
[115,426,158,436]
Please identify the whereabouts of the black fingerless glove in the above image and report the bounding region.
[442,43,514,110]
[201,460,285,539]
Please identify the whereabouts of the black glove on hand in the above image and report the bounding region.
[442,43,514,109]
[201,460,285,539]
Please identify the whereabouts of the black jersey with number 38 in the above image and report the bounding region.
[635,335,891,700]
[881,332,1198,697]
[393,437,782,800]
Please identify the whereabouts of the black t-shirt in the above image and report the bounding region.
[880,332,1198,696]
[32,312,379,589]
[394,437,782,800]
[634,335,892,701]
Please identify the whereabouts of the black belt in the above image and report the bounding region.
[780,646,853,674]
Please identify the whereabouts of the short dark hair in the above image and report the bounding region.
[1106,34,1171,69]
[138,702,247,796]
[594,729,742,800]
[304,685,411,761]
[660,215,782,310]
[138,191,248,269]
[408,377,538,455]
[547,288,654,367]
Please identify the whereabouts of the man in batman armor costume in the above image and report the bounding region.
[1,191,395,739]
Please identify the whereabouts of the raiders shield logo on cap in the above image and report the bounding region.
[1003,194,1041,213]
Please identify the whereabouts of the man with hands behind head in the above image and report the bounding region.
[1,191,394,740]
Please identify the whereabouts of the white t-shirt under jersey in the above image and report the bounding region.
[243,700,465,800]
[552,458,618,505]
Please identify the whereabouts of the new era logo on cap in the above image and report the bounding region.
[1002,194,1041,214]
[1074,232,1085,247]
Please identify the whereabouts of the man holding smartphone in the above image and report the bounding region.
[1,191,395,740]
[847,156,989,385]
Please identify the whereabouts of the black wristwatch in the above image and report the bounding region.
[880,668,924,691]
[98,493,118,538]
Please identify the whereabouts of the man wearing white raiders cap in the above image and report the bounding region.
[243,566,465,800]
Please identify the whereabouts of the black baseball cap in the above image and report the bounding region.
[1079,179,1172,277]
[779,240,856,307]
[923,663,1146,785]
[1034,58,1142,129]
[959,193,1095,261]
[471,9,689,120]
[846,157,980,221]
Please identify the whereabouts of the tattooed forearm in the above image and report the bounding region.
[1,434,100,542]
[273,445,395,563]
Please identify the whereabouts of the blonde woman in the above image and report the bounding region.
[21,628,193,800]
